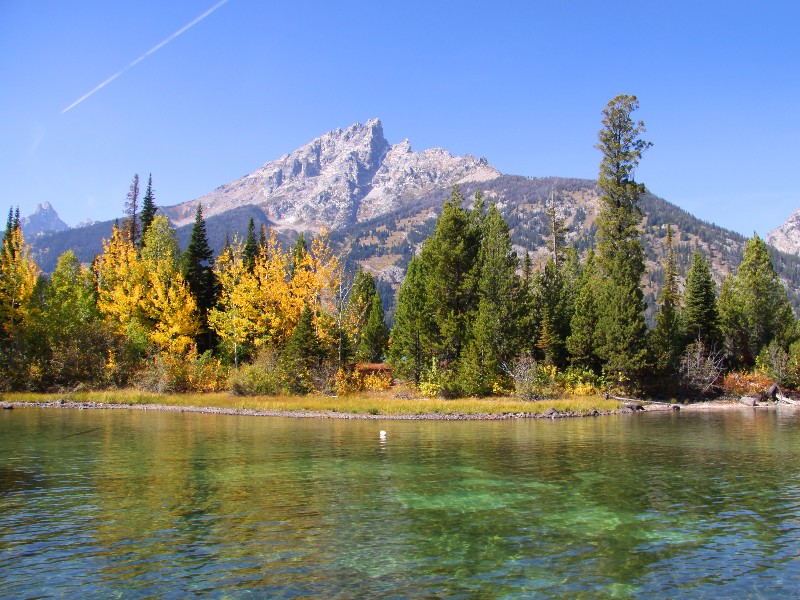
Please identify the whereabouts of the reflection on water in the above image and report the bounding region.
[1,407,799,598]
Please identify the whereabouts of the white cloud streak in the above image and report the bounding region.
[62,0,230,114]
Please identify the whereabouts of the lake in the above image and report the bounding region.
[1,406,799,598]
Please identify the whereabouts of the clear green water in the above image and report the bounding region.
[1,407,800,598]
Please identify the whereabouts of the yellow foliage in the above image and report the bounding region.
[142,269,199,355]
[95,224,145,333]
[0,227,39,336]
[208,237,261,363]
[251,232,293,346]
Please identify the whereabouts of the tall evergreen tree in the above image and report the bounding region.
[419,186,481,367]
[682,251,720,347]
[460,203,520,395]
[593,94,652,382]
[344,268,377,352]
[567,250,601,372]
[719,234,795,366]
[243,217,258,272]
[123,173,140,246]
[139,174,157,246]
[651,225,683,373]
[182,204,218,352]
[532,253,578,368]
[545,188,568,266]
[388,257,429,383]
[358,291,389,363]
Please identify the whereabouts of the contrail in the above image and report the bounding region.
[62,0,230,114]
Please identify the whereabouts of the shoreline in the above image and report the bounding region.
[2,397,794,421]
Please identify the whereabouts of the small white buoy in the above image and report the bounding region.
[379,430,387,440]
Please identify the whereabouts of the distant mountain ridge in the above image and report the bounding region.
[162,118,499,231]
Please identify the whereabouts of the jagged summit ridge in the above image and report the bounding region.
[768,208,800,255]
[164,118,500,230]
[20,201,68,237]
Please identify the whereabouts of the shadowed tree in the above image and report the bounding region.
[182,204,218,352]
[123,173,140,246]
[140,174,157,246]
[682,251,720,348]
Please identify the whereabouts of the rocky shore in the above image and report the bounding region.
[2,397,796,421]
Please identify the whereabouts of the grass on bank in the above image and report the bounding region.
[4,388,622,417]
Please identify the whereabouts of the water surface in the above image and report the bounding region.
[1,406,799,598]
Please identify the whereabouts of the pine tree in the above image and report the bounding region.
[651,225,683,373]
[280,304,321,394]
[718,234,795,366]
[123,173,140,246]
[531,253,578,368]
[593,94,652,383]
[682,251,720,347]
[258,223,268,251]
[567,250,601,372]
[182,204,218,351]
[388,257,429,383]
[545,188,568,266]
[460,204,520,395]
[358,291,389,363]
[344,268,377,353]
[243,217,258,272]
[420,186,481,367]
[139,174,157,245]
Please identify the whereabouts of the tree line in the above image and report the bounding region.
[388,95,799,397]
[1,95,798,397]
[0,179,389,394]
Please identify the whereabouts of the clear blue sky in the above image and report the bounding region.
[1,1,798,237]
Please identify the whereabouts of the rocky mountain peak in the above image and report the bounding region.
[163,119,500,231]
[767,207,800,255]
[20,201,68,237]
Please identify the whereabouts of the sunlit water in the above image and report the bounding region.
[2,406,800,598]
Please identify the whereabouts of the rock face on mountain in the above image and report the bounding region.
[20,202,68,237]
[768,209,800,255]
[162,118,500,231]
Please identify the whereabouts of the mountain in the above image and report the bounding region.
[25,119,800,319]
[20,202,68,237]
[162,118,499,231]
[767,209,800,255]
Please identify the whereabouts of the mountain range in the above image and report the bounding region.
[17,119,800,318]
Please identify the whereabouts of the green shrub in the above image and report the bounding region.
[229,348,283,396]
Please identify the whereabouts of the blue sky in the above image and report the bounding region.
[1,1,798,237]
